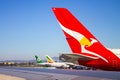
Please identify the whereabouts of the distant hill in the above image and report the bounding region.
[0,56,60,63]
[0,59,47,63]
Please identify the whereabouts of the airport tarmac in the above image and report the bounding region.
[0,67,120,80]
[0,74,26,80]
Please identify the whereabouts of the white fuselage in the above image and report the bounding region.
[37,62,69,68]
[108,48,120,58]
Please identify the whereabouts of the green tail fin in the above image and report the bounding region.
[35,55,43,63]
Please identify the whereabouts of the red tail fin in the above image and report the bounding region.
[52,8,98,52]
[52,7,119,63]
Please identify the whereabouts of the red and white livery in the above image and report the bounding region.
[52,7,120,71]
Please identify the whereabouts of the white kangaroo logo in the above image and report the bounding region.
[59,22,108,63]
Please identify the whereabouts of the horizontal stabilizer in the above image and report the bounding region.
[60,53,99,64]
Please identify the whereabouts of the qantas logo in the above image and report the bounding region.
[58,22,108,63]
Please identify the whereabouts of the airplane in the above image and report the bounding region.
[35,55,69,68]
[35,55,51,67]
[45,55,75,68]
[52,7,120,71]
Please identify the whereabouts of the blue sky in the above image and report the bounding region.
[0,0,120,60]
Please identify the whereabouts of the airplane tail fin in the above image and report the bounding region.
[52,7,98,53]
[35,55,43,63]
[52,7,119,63]
[45,55,55,63]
